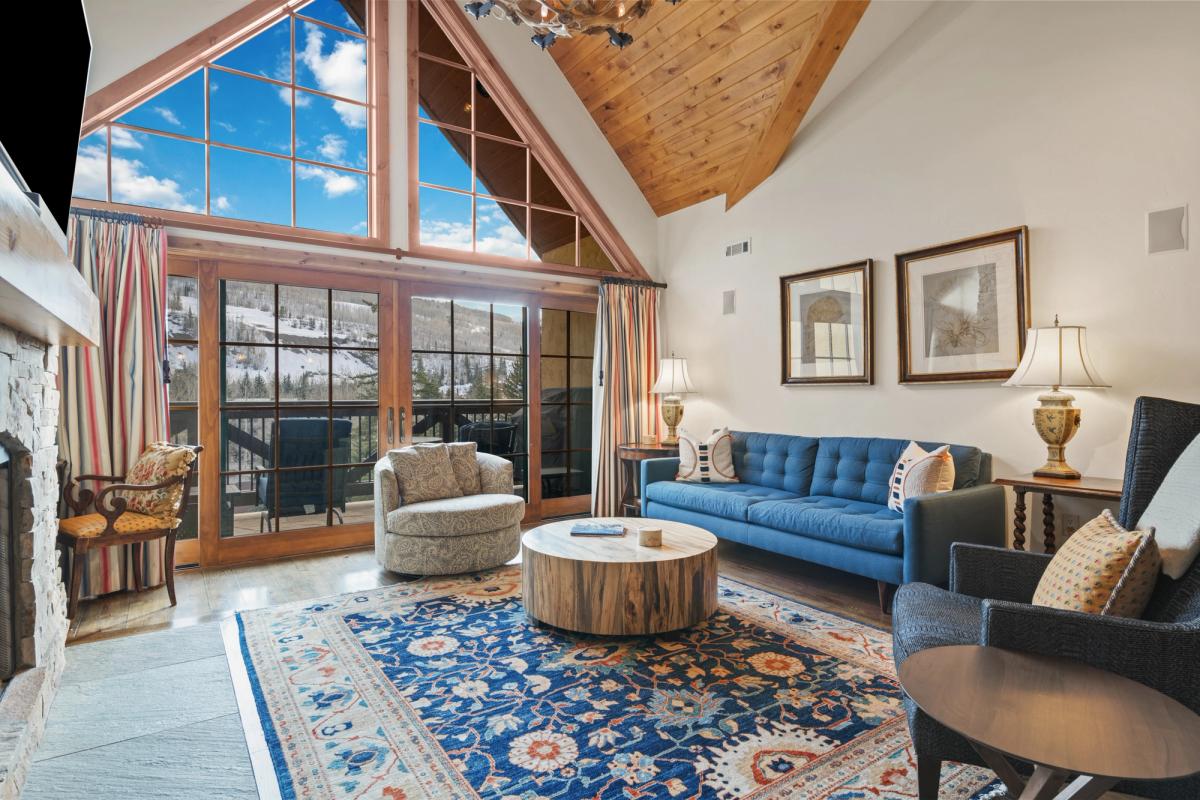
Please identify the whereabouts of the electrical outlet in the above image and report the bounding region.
[1063,513,1082,536]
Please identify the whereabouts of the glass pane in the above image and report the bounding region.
[570,404,592,449]
[493,356,525,401]
[474,78,520,141]
[115,71,204,139]
[454,410,490,448]
[296,89,368,169]
[453,300,490,352]
[221,471,268,537]
[279,284,329,345]
[274,469,332,531]
[570,311,596,357]
[540,451,566,499]
[214,17,291,80]
[495,408,527,456]
[570,357,592,390]
[296,20,366,102]
[530,156,569,210]
[569,451,591,497]
[541,404,566,451]
[454,353,490,400]
[221,409,275,472]
[493,304,525,355]
[168,408,200,541]
[475,137,526,201]
[579,222,616,271]
[223,345,275,402]
[418,57,471,129]
[416,2,465,65]
[209,70,291,155]
[277,410,331,468]
[411,353,450,400]
[333,290,378,347]
[296,163,367,235]
[540,309,567,356]
[333,349,378,400]
[168,344,198,403]
[222,281,275,343]
[72,130,108,201]
[475,199,527,260]
[336,466,374,526]
[418,186,472,251]
[280,347,329,402]
[530,209,576,266]
[167,276,199,339]
[419,122,471,191]
[335,406,377,463]
[411,407,450,443]
[109,130,204,213]
[541,357,567,403]
[509,454,528,501]
[298,0,365,34]
[412,297,452,351]
[210,147,291,226]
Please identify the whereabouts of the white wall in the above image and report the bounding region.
[658,2,1200,509]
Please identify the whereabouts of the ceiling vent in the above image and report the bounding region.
[724,238,751,258]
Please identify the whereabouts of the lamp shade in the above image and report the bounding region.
[651,356,697,395]
[1003,323,1109,389]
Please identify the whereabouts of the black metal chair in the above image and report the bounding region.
[892,396,1200,799]
[257,417,352,531]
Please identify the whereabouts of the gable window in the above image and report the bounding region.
[73,0,376,238]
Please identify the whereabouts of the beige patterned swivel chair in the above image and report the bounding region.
[373,449,523,575]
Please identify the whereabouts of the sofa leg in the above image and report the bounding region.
[916,754,942,799]
[876,581,897,615]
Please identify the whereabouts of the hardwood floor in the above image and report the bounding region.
[67,538,890,645]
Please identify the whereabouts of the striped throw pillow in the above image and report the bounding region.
[888,442,954,513]
[676,428,739,484]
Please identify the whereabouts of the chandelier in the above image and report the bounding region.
[464,0,680,50]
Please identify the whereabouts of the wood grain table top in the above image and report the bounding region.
[521,517,717,565]
[994,473,1123,499]
[899,645,1200,781]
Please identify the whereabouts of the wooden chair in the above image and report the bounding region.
[58,445,202,620]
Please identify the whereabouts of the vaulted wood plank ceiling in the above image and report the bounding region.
[550,0,868,216]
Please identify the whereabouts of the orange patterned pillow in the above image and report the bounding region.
[121,443,197,525]
[1032,510,1161,618]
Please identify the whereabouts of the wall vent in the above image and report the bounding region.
[724,238,751,258]
[722,290,736,315]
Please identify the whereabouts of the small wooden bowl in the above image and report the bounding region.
[638,527,663,547]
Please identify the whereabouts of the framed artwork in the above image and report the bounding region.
[780,259,873,385]
[896,226,1030,383]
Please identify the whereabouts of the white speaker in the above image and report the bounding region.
[1147,205,1188,254]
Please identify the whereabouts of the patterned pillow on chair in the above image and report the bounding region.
[121,442,197,524]
[388,444,463,505]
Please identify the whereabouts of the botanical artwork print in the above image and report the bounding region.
[921,263,1000,358]
[232,568,1001,799]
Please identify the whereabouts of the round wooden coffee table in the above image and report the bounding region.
[899,645,1200,799]
[521,517,718,636]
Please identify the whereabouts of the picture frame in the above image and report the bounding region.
[780,259,873,385]
[896,226,1030,383]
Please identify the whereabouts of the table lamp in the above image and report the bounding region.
[650,354,696,445]
[1003,316,1109,479]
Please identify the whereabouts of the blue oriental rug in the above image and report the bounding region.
[225,566,1001,800]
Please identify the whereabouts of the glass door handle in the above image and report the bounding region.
[399,407,406,443]
[387,407,394,445]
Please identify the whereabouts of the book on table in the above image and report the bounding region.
[569,522,626,537]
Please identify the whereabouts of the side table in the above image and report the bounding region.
[617,441,679,516]
[994,474,1122,553]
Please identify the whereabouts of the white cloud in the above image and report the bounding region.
[109,127,143,150]
[216,120,237,133]
[297,23,366,128]
[476,211,528,259]
[153,106,182,127]
[419,219,472,251]
[215,196,232,212]
[72,145,108,200]
[317,134,346,162]
[297,163,362,198]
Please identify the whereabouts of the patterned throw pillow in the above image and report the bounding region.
[1032,510,1161,618]
[121,442,197,524]
[388,444,463,505]
[446,442,482,496]
[676,428,739,484]
[887,442,954,512]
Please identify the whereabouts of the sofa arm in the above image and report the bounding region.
[950,543,1051,601]
[902,484,1005,585]
[982,599,1200,709]
[641,457,680,504]
[477,452,515,495]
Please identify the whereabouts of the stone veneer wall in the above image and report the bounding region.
[0,323,67,799]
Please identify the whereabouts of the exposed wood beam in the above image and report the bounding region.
[725,0,869,210]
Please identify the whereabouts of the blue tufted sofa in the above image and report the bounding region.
[641,432,1005,609]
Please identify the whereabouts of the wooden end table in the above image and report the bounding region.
[617,441,679,516]
[899,645,1200,800]
[521,517,718,636]
[994,474,1122,553]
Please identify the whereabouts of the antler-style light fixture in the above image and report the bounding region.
[465,0,679,50]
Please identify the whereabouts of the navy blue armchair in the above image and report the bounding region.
[892,396,1200,799]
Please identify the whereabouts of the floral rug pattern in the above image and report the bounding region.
[230,567,1001,799]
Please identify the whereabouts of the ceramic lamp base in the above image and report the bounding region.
[1031,390,1082,479]
[660,396,684,444]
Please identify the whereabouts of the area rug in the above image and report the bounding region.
[224,566,1002,800]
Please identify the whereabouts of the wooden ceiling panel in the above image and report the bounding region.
[551,0,867,215]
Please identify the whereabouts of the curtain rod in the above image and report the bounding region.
[70,207,165,227]
[600,275,667,290]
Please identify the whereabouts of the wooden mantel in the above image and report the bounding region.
[0,155,99,347]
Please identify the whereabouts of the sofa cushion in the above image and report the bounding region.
[730,432,819,494]
[386,493,524,538]
[810,437,983,505]
[747,495,905,555]
[644,481,799,522]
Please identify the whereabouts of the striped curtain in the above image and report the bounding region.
[592,282,662,516]
[59,210,170,598]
